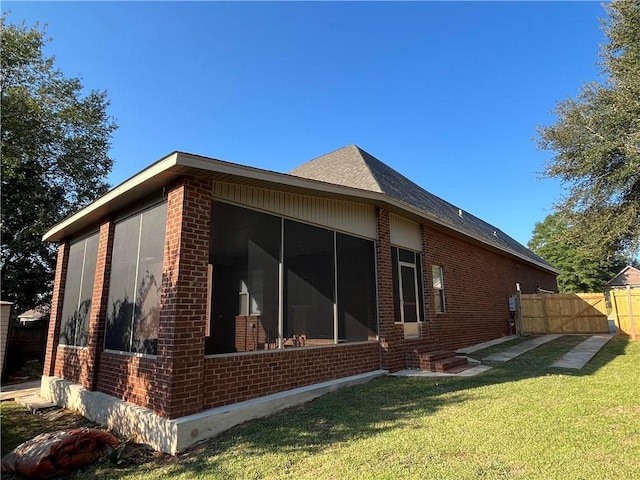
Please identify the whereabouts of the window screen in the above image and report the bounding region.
[105,202,167,354]
[59,232,99,346]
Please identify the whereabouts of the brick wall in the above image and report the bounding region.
[203,342,380,409]
[376,208,406,371]
[81,220,114,390]
[421,225,558,351]
[96,351,156,408]
[53,346,89,383]
[43,178,558,417]
[43,242,70,377]
[154,177,212,419]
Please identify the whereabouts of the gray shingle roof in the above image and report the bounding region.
[289,144,555,272]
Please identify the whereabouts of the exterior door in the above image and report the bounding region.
[399,262,420,337]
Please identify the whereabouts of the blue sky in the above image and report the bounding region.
[4,1,608,247]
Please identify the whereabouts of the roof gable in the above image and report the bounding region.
[290,145,554,270]
[608,265,640,287]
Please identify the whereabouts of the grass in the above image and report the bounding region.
[2,336,639,479]
[1,403,97,456]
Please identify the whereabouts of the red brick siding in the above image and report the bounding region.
[80,220,114,390]
[53,346,90,383]
[376,208,406,371]
[421,225,557,351]
[44,242,70,377]
[154,178,211,419]
[96,351,156,408]
[44,179,559,415]
[203,342,380,409]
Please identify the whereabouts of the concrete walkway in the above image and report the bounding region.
[456,335,518,354]
[483,334,563,363]
[552,334,614,369]
[391,364,493,378]
[0,379,57,411]
[0,379,42,401]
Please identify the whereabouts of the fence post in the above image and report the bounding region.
[627,285,636,340]
[516,283,525,337]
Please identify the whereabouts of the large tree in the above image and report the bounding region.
[528,213,627,293]
[1,17,117,314]
[537,0,640,260]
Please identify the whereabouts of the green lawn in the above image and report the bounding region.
[2,336,639,479]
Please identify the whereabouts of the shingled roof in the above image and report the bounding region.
[289,144,555,272]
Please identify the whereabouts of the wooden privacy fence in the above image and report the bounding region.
[610,287,639,340]
[521,293,609,334]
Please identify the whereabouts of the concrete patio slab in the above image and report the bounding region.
[483,334,563,363]
[552,334,614,369]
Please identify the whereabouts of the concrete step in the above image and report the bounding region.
[433,356,469,373]
[421,349,456,362]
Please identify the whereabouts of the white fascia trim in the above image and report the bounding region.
[42,151,558,275]
[42,153,180,242]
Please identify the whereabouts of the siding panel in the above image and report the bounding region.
[390,213,421,251]
[212,182,376,238]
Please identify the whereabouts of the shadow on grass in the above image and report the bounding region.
[5,335,633,479]
[98,336,633,479]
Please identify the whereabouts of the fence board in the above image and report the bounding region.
[521,293,609,334]
[611,288,639,340]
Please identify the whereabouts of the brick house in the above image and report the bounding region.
[607,265,640,289]
[40,145,558,453]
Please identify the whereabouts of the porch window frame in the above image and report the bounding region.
[208,200,378,354]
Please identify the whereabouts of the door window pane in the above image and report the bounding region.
[401,265,418,323]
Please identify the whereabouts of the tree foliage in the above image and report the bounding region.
[537,0,640,260]
[1,16,117,314]
[528,213,627,293]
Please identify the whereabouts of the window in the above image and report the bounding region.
[104,202,167,355]
[336,233,377,342]
[432,265,446,313]
[59,232,99,347]
[284,219,334,345]
[208,201,378,353]
[209,202,281,354]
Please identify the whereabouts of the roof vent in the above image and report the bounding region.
[493,231,498,237]
[458,209,463,218]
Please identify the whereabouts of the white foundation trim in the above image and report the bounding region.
[41,370,387,454]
